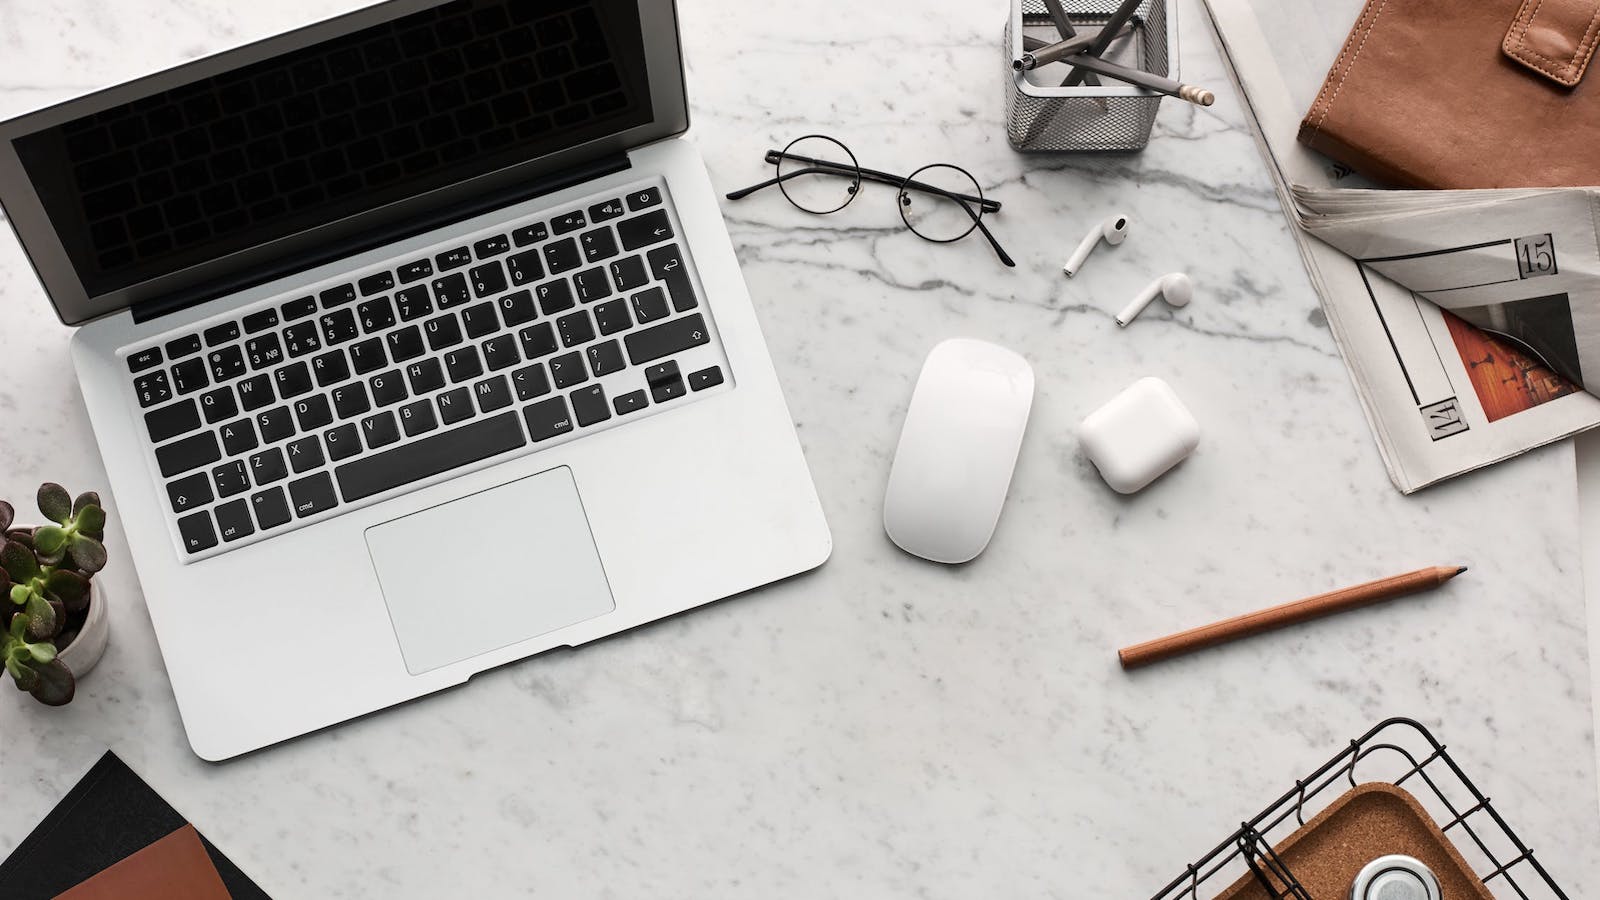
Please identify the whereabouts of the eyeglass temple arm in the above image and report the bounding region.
[726,151,1003,213]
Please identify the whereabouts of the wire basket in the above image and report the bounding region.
[1148,718,1571,900]
[1004,0,1175,152]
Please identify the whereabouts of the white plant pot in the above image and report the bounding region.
[56,582,109,678]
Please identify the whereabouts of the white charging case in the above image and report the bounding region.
[1078,377,1200,494]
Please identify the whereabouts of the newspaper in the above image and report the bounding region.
[1202,0,1600,493]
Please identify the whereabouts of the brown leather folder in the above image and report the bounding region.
[55,825,232,900]
[1297,0,1600,188]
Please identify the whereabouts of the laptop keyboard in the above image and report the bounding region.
[127,181,730,559]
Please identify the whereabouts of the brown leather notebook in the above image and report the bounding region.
[55,825,231,900]
[1297,0,1600,188]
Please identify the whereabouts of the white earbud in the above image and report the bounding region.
[1116,273,1193,327]
[1062,214,1131,276]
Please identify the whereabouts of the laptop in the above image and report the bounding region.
[0,0,831,760]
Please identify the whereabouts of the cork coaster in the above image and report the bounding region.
[1215,782,1492,900]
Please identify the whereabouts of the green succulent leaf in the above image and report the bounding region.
[33,525,68,556]
[8,613,26,639]
[67,534,108,574]
[10,584,29,606]
[0,501,12,534]
[46,569,90,612]
[23,593,58,641]
[7,655,37,692]
[37,483,71,525]
[72,492,101,518]
[0,541,38,582]
[76,505,106,539]
[26,641,55,664]
[28,658,74,705]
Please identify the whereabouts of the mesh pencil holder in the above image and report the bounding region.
[1004,0,1177,152]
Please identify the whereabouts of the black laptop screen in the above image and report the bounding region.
[9,0,652,298]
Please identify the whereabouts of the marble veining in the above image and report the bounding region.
[1,0,1598,895]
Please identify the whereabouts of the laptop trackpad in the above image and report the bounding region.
[365,466,615,675]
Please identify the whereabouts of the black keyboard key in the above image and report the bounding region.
[258,406,295,443]
[204,322,240,346]
[589,197,625,222]
[400,399,438,436]
[507,250,543,286]
[324,423,361,460]
[177,511,217,553]
[558,310,595,347]
[349,337,387,374]
[436,246,473,271]
[625,314,710,365]
[482,334,519,371]
[689,366,725,391]
[166,471,213,514]
[523,397,573,442]
[214,498,254,542]
[626,186,662,210]
[213,460,250,498]
[134,372,173,408]
[287,435,325,473]
[424,314,465,350]
[370,370,408,406]
[652,373,687,404]
[571,384,610,427]
[294,394,333,431]
[281,296,318,320]
[469,261,508,299]
[208,345,246,381]
[320,309,360,345]
[647,244,696,311]
[396,285,433,321]
[200,386,237,424]
[332,382,371,419]
[594,298,631,335]
[579,227,618,264]
[406,358,445,394]
[320,283,357,309]
[445,346,484,383]
[613,389,648,415]
[619,210,673,251]
[358,271,395,296]
[361,410,401,449]
[474,374,512,412]
[498,289,538,326]
[238,374,274,411]
[544,237,580,275]
[610,255,648,292]
[171,357,210,394]
[243,308,279,333]
[586,340,625,377]
[251,447,287,485]
[145,398,201,444]
[274,361,312,399]
[128,346,162,373]
[386,325,426,362]
[573,267,612,303]
[283,322,322,357]
[549,351,586,389]
[513,222,547,246]
[511,363,551,400]
[399,258,434,284]
[289,472,338,518]
[338,410,525,502]
[630,287,669,324]
[437,387,475,424]
[156,431,222,477]
[220,418,259,456]
[519,322,559,359]
[431,273,471,309]
[358,296,396,333]
[245,334,284,371]
[252,487,292,530]
[552,210,586,234]
[166,333,203,359]
[312,350,351,387]
[474,234,510,259]
[537,280,576,316]
[461,301,499,338]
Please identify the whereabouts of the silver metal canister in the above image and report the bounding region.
[1350,855,1442,900]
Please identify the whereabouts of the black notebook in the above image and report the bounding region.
[0,751,269,899]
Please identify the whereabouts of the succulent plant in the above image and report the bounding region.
[1,485,109,706]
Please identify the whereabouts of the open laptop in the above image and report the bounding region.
[0,0,830,760]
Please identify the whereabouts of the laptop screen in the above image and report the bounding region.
[0,0,686,325]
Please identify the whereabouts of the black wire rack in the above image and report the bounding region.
[1148,717,1572,900]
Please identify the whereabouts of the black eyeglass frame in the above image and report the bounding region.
[725,137,1015,267]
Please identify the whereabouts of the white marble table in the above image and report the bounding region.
[2,0,1598,895]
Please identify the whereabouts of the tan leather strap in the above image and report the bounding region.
[1504,0,1600,86]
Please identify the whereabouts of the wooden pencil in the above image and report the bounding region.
[1117,565,1467,670]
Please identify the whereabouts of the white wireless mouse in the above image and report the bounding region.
[883,339,1035,564]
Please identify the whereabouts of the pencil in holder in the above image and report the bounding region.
[1004,0,1177,152]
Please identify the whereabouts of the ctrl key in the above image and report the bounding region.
[214,499,255,543]
[177,510,217,554]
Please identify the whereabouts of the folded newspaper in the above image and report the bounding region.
[1203,0,1600,493]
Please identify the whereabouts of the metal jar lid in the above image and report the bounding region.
[1350,855,1442,900]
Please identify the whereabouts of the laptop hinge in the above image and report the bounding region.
[131,152,632,324]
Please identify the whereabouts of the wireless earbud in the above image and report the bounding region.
[1116,273,1193,327]
[1062,214,1131,276]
